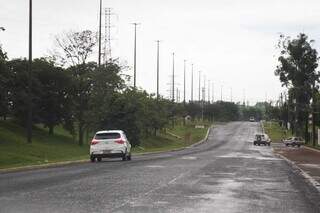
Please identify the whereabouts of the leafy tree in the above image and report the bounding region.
[7,59,42,125]
[275,33,319,136]
[0,45,10,120]
[33,58,72,135]
[53,30,97,145]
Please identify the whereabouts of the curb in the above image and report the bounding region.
[0,125,213,174]
[303,145,320,154]
[275,153,320,192]
[132,125,213,156]
[261,122,320,192]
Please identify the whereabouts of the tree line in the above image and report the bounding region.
[0,30,260,146]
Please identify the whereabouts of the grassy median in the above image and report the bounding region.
[263,121,292,142]
[0,120,210,169]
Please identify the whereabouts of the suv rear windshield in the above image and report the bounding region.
[95,133,121,140]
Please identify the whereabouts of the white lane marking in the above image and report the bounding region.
[145,165,165,168]
[168,173,186,185]
[181,156,197,160]
[112,171,190,211]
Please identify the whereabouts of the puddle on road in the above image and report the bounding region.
[217,152,281,161]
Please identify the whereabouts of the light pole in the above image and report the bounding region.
[132,23,140,88]
[27,0,32,143]
[191,64,194,102]
[172,52,175,102]
[183,60,186,104]
[156,40,160,99]
[198,71,201,102]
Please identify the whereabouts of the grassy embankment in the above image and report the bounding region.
[263,121,320,150]
[263,121,292,142]
[0,120,210,169]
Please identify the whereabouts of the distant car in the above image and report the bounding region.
[253,133,271,146]
[90,130,132,162]
[249,117,255,122]
[282,137,304,147]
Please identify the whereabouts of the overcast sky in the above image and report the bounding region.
[1,0,320,104]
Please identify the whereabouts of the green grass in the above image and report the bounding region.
[0,120,210,169]
[263,121,292,142]
[0,121,89,169]
[133,122,210,153]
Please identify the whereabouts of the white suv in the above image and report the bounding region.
[90,130,132,162]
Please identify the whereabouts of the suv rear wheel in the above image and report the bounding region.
[90,155,95,162]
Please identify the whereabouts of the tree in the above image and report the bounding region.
[53,30,97,145]
[275,33,319,136]
[0,45,10,120]
[33,58,72,135]
[7,59,42,125]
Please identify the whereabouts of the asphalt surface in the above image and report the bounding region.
[1,122,320,213]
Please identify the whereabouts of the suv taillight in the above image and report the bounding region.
[91,139,99,145]
[115,139,125,144]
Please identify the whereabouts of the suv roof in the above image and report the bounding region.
[96,130,124,134]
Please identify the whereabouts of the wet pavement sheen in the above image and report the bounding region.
[0,122,320,213]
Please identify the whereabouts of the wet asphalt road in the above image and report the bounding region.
[1,122,320,213]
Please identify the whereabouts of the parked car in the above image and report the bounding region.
[249,117,255,122]
[282,137,304,147]
[90,130,132,162]
[253,133,271,146]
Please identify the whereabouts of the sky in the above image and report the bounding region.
[1,0,320,105]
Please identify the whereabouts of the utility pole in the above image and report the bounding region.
[220,85,223,101]
[132,23,140,88]
[208,80,210,103]
[230,87,233,102]
[98,0,102,66]
[203,75,206,102]
[27,0,33,143]
[183,60,186,104]
[198,71,201,102]
[312,81,316,146]
[156,40,160,99]
[191,64,194,102]
[172,52,175,102]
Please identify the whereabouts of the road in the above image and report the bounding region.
[1,122,320,213]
